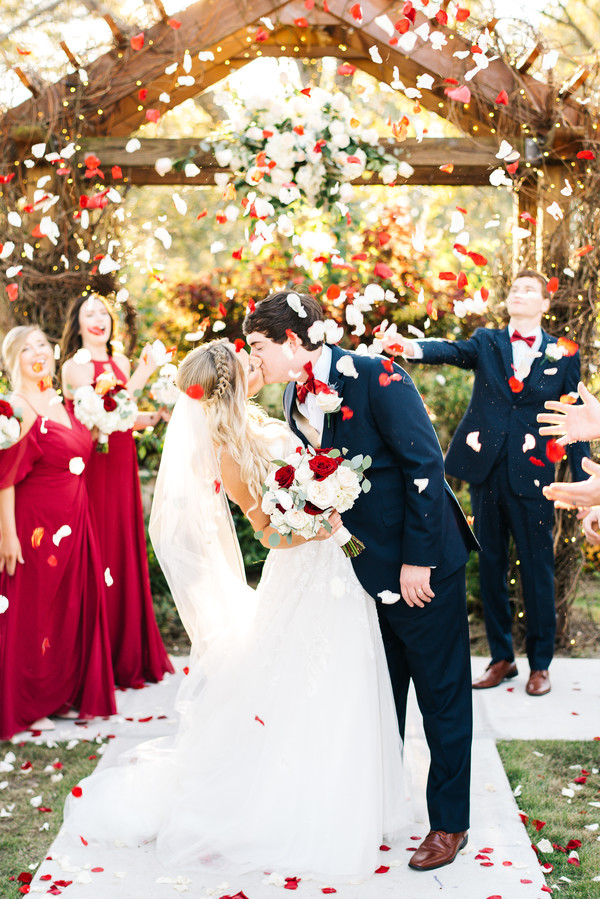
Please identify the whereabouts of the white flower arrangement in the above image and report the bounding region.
[73,376,138,453]
[212,86,405,216]
[258,445,371,556]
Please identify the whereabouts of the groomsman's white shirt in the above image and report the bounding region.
[296,344,332,437]
[409,325,542,381]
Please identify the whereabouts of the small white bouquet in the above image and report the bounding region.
[258,445,371,557]
[0,397,21,450]
[150,363,179,407]
[73,371,138,453]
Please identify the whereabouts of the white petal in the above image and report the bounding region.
[466,431,481,452]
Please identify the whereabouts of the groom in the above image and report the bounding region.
[244,291,479,871]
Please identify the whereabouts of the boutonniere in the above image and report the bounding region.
[315,385,343,416]
[544,337,579,362]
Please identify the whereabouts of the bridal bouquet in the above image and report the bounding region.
[150,363,179,407]
[259,446,371,557]
[0,398,21,450]
[73,372,138,453]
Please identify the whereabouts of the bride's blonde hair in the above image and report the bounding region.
[176,339,276,503]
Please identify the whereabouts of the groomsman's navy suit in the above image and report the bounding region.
[284,343,479,834]
[412,326,589,671]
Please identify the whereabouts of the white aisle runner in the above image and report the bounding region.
[17,656,600,899]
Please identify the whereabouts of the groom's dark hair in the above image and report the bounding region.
[243,291,324,350]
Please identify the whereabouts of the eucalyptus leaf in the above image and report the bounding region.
[268,532,281,547]
[254,531,264,540]
[328,448,341,458]
[362,478,371,493]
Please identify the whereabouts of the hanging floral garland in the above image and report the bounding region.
[211,86,412,224]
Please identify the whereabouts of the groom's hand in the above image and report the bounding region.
[400,564,434,608]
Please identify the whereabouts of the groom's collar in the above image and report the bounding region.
[311,343,332,384]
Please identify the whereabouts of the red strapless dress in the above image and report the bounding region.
[72,358,174,687]
[0,412,116,739]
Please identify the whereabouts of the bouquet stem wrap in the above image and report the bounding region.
[332,525,366,558]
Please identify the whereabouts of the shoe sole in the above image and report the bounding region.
[408,835,469,871]
[472,669,518,690]
[526,686,551,696]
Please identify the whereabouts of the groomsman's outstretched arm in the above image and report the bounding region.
[387,331,482,370]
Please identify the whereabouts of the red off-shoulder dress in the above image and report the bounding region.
[0,411,116,739]
[73,358,174,687]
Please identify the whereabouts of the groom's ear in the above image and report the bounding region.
[285,330,303,352]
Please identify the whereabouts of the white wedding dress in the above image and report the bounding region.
[64,397,408,881]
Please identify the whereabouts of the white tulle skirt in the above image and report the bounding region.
[64,539,408,881]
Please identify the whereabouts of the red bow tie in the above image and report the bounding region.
[510,331,536,348]
[296,362,331,404]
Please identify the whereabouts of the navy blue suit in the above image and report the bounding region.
[284,344,478,833]
[414,326,589,670]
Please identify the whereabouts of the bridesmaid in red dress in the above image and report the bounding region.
[0,326,116,739]
[61,294,174,688]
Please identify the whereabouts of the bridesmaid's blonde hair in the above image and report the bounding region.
[176,340,274,504]
[2,326,54,390]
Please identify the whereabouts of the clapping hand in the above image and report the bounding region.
[578,507,600,545]
[538,382,600,445]
[543,457,600,509]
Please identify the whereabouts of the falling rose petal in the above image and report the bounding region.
[577,150,595,160]
[350,3,363,21]
[47,555,58,567]
[557,336,579,356]
[6,283,18,302]
[104,567,113,587]
[71,786,83,798]
[530,457,545,467]
[574,244,594,257]
[508,376,524,393]
[322,890,337,894]
[374,262,393,279]
[495,90,509,105]
[69,457,85,475]
[41,636,50,654]
[375,865,390,874]
[546,439,566,463]
[414,478,429,493]
[130,32,144,50]
[337,63,356,76]
[186,384,204,399]
[445,85,471,103]
[523,434,536,452]
[378,590,401,604]
[52,525,72,547]
[255,715,265,726]
[547,277,559,293]
[31,527,44,548]
[466,431,481,452]
[0,596,8,613]
[286,293,307,318]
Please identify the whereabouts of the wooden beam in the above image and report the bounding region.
[60,42,81,68]
[516,43,542,74]
[103,13,126,45]
[13,66,40,98]
[559,67,590,100]
[152,0,169,22]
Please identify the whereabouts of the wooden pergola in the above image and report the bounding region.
[1,0,590,195]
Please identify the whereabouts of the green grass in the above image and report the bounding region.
[497,740,600,899]
[0,738,106,898]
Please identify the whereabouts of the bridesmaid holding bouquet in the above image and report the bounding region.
[0,326,116,738]
[61,294,174,688]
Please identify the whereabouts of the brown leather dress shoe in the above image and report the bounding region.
[472,659,518,689]
[408,830,468,871]
[526,669,551,696]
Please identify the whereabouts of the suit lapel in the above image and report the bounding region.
[283,381,305,444]
[321,345,348,449]
[498,327,515,382]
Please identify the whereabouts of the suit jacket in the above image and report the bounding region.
[283,344,478,600]
[415,327,589,497]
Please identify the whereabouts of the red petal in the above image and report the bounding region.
[529,456,545,467]
[294,17,309,26]
[456,6,470,20]
[341,406,354,420]
[374,866,389,873]
[577,150,595,159]
[254,27,269,41]
[557,336,579,356]
[337,64,356,76]
[467,251,488,265]
[374,262,393,280]
[350,3,363,20]
[574,244,594,256]
[186,385,204,399]
[547,276,559,293]
[439,271,457,281]
[457,272,468,289]
[545,439,565,463]
[495,90,509,105]
[71,786,83,798]
[6,283,18,302]
[506,160,519,174]
[508,376,524,393]
[130,32,144,50]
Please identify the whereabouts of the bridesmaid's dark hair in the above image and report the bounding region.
[60,293,117,363]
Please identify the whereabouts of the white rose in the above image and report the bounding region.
[315,392,342,414]
[331,132,351,149]
[73,386,103,428]
[284,508,314,532]
[380,164,398,184]
[261,491,278,515]
[269,508,287,530]
[306,478,337,510]
[0,416,20,445]
[335,465,360,490]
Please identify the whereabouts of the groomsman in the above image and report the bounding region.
[400,270,589,696]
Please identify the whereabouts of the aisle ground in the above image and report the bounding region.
[16,656,600,899]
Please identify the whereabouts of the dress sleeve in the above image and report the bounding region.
[0,428,42,490]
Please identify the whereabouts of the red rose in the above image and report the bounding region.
[274,464,296,489]
[103,395,117,412]
[304,500,324,515]
[0,399,14,417]
[308,454,342,481]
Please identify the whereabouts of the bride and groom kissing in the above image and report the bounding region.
[64,290,478,882]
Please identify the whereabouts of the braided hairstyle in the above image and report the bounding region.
[176,339,275,504]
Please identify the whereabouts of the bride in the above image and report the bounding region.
[64,338,408,880]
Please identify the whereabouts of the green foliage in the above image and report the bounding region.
[0,739,105,898]
[497,740,600,899]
